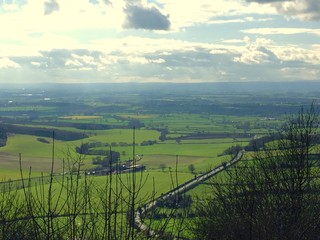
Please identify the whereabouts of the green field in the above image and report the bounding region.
[0,131,243,179]
[0,83,316,238]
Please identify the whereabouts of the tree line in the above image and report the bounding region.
[0,124,88,141]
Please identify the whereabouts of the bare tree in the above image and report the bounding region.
[193,104,320,240]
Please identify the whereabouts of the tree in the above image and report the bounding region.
[188,164,195,174]
[0,127,7,147]
[159,128,168,141]
[92,150,120,168]
[223,144,243,157]
[193,104,320,240]
[159,163,166,171]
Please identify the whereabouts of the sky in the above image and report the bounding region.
[0,0,319,84]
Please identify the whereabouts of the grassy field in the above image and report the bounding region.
[0,111,255,180]
[0,84,309,238]
[0,129,244,180]
[0,110,256,188]
[86,129,160,143]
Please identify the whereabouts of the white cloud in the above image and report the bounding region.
[222,39,244,44]
[0,58,20,69]
[158,0,276,30]
[0,0,124,36]
[280,67,320,80]
[208,17,272,25]
[242,28,320,36]
[2,3,19,11]
[233,38,275,64]
[273,45,320,64]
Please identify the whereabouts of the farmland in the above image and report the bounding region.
[0,82,320,238]
[0,82,319,180]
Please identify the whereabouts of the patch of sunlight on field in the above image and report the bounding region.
[188,181,216,198]
[92,171,194,198]
[88,129,160,143]
[140,154,229,173]
[0,134,77,158]
[117,114,159,119]
[0,135,89,176]
[60,115,103,120]
[167,138,249,144]
[0,152,60,180]
[136,142,231,157]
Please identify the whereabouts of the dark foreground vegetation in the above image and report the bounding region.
[193,105,320,240]
[0,152,172,239]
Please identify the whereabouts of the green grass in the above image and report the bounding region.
[0,134,75,158]
[0,128,247,181]
[121,142,234,157]
[11,170,194,206]
[0,134,83,178]
[141,154,229,173]
[85,129,160,144]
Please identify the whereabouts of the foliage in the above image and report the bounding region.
[192,104,320,240]
[1,124,88,141]
[157,194,193,209]
[127,119,145,129]
[159,128,168,141]
[37,138,50,144]
[0,127,7,147]
[188,164,195,174]
[91,150,120,168]
[159,163,167,171]
[223,144,243,157]
[0,150,182,239]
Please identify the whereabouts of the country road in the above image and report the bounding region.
[134,150,244,237]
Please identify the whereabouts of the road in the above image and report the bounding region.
[134,150,244,237]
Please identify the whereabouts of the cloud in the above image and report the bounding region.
[208,16,272,25]
[0,58,20,69]
[275,0,320,21]
[7,36,317,82]
[158,0,276,30]
[44,0,60,15]
[246,0,320,21]
[233,38,278,64]
[102,0,112,5]
[1,2,19,11]
[246,0,291,2]
[280,67,320,80]
[242,28,320,35]
[123,2,171,30]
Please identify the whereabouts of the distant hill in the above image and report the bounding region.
[3,81,320,94]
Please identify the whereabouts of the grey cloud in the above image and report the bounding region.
[44,0,59,15]
[246,0,320,21]
[123,4,170,30]
[275,0,320,21]
[101,0,112,6]
[246,0,291,2]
